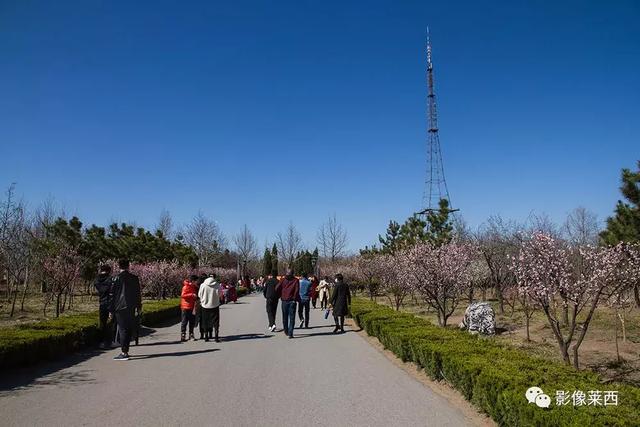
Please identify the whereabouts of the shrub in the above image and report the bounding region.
[0,298,181,371]
[350,298,640,427]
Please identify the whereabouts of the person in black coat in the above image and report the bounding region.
[94,264,113,349]
[109,258,142,361]
[330,273,351,334]
[263,271,280,332]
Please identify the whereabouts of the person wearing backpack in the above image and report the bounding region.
[109,259,142,361]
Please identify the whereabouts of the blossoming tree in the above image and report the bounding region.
[513,232,633,368]
[398,241,475,325]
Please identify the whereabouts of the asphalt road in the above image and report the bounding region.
[0,294,472,427]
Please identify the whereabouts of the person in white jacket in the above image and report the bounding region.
[198,275,222,342]
[317,276,331,310]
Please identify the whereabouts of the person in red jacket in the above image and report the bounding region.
[310,275,319,309]
[275,268,300,338]
[180,275,199,342]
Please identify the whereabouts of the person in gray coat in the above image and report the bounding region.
[330,273,351,334]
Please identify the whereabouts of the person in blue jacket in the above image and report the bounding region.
[298,272,312,329]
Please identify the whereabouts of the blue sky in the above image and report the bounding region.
[1,1,638,252]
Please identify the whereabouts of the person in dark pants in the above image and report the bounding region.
[94,264,113,349]
[262,271,280,332]
[180,275,198,342]
[330,273,351,334]
[109,259,142,361]
[310,276,319,309]
[196,274,207,340]
[297,272,312,328]
[198,275,222,342]
[275,269,299,338]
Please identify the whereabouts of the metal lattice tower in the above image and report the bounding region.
[421,29,452,213]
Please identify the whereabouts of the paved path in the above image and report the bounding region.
[0,294,472,427]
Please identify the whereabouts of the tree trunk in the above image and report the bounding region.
[614,313,621,363]
[56,292,61,317]
[617,310,626,343]
[634,284,640,309]
[495,286,505,314]
[9,281,18,317]
[468,285,474,304]
[437,310,445,327]
[61,291,67,314]
[20,264,30,312]
[525,314,531,342]
[560,342,571,365]
[562,305,569,327]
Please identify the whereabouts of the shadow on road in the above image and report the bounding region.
[135,340,182,347]
[222,333,273,342]
[0,318,182,395]
[303,325,336,330]
[0,351,99,395]
[129,349,218,360]
[294,330,355,338]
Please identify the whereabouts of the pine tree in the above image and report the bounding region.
[378,220,402,254]
[601,160,640,245]
[424,198,454,247]
[600,161,640,308]
[271,243,279,276]
[262,247,272,277]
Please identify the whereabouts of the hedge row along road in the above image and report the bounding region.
[0,293,475,426]
[351,298,640,426]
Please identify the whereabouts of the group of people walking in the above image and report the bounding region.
[94,262,351,361]
[94,259,142,361]
[262,269,351,338]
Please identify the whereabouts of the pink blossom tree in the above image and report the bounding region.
[397,242,475,324]
[377,254,410,311]
[513,232,632,368]
[606,244,640,361]
[354,255,381,300]
[41,245,82,317]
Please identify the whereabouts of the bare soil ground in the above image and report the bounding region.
[367,292,640,387]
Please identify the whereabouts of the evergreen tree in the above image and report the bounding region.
[311,247,319,275]
[262,247,272,277]
[271,243,279,275]
[424,198,454,247]
[399,216,428,247]
[601,160,640,245]
[378,220,402,254]
[301,250,313,275]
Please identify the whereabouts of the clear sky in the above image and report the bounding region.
[1,1,639,252]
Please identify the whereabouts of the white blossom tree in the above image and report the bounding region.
[512,232,633,368]
[398,242,475,324]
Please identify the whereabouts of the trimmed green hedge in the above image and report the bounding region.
[237,287,249,298]
[351,298,640,427]
[0,298,181,371]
